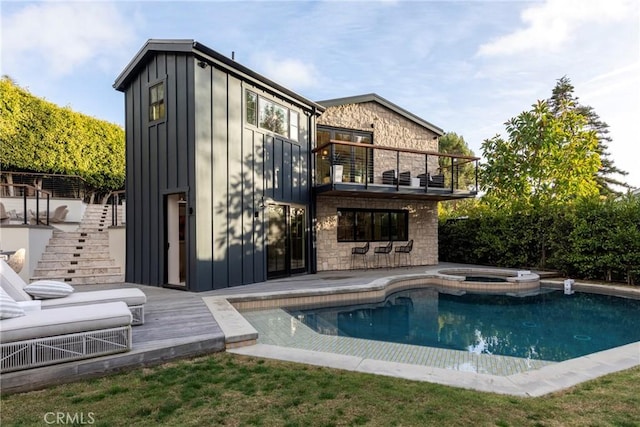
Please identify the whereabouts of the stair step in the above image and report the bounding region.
[45,242,109,249]
[48,238,109,245]
[41,252,112,261]
[33,266,122,277]
[30,273,125,285]
[36,259,118,269]
[52,231,108,239]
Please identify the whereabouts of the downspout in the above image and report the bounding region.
[309,106,318,274]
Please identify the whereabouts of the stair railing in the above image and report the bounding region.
[108,190,126,226]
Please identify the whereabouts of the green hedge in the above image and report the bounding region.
[0,76,125,191]
[439,197,640,284]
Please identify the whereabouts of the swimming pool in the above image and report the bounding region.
[209,270,640,394]
[285,288,640,362]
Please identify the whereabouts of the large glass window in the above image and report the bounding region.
[259,97,288,137]
[149,82,165,122]
[337,208,408,242]
[246,90,299,141]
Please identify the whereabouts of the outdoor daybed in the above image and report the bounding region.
[1,294,132,372]
[0,260,146,325]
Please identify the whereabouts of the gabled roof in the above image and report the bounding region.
[113,39,325,113]
[317,93,444,136]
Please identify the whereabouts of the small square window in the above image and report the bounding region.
[149,82,165,122]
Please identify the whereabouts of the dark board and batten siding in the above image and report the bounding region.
[125,52,193,287]
[193,64,312,290]
[119,41,319,291]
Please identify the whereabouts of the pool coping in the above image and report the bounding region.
[202,271,640,397]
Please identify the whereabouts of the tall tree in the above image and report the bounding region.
[438,132,476,190]
[549,76,629,196]
[480,99,601,209]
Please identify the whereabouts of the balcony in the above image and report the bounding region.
[313,140,480,201]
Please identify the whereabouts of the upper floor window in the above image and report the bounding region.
[245,89,298,141]
[149,82,165,122]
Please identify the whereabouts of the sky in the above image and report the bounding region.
[2,0,639,189]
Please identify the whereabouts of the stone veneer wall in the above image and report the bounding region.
[315,196,438,271]
[317,101,440,177]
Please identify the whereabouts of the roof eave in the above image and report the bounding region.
[114,39,325,114]
[317,93,444,136]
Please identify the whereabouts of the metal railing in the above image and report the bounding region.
[107,190,126,227]
[313,140,480,194]
[0,172,91,201]
[0,184,51,225]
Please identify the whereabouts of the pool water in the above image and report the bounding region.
[287,289,640,362]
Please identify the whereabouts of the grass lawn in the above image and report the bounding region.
[2,352,639,426]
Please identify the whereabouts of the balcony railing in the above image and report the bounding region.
[313,140,480,199]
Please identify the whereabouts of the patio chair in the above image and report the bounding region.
[49,205,69,223]
[0,202,9,223]
[1,293,132,372]
[0,260,146,325]
[351,242,370,270]
[374,241,393,268]
[29,205,68,224]
[382,170,411,186]
[6,249,25,274]
[394,239,413,267]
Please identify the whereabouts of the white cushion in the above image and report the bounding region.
[0,302,132,343]
[40,288,147,309]
[0,260,32,302]
[24,281,74,299]
[0,288,26,319]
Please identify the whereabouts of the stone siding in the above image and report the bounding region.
[315,196,438,271]
[318,102,441,181]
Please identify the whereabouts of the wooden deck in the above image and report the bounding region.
[1,284,225,394]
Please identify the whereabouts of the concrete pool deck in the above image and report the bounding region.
[204,264,640,397]
[2,263,637,396]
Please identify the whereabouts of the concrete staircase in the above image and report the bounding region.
[31,204,125,285]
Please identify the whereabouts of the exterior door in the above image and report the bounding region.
[267,204,306,278]
[166,193,187,287]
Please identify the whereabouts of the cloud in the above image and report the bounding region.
[477,0,634,57]
[2,2,135,76]
[252,52,321,91]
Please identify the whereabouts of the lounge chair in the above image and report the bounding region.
[0,202,9,224]
[0,260,146,325]
[6,248,25,274]
[49,205,69,223]
[29,205,68,224]
[1,291,132,372]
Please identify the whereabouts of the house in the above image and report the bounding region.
[114,39,478,291]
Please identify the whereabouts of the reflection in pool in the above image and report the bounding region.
[286,289,640,362]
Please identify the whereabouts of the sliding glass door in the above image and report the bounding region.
[267,204,306,278]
